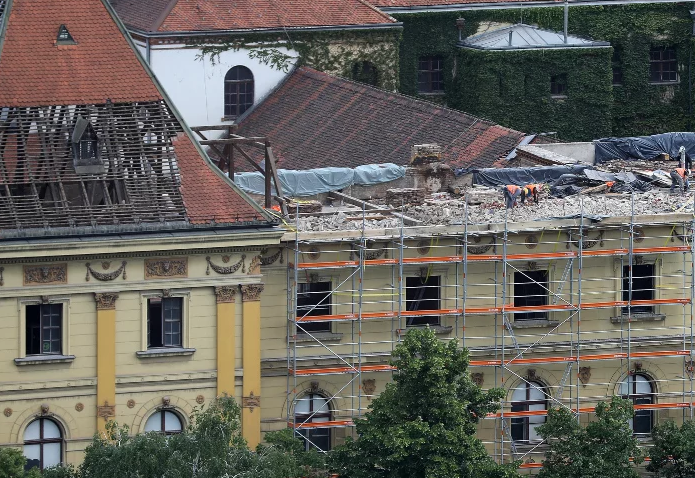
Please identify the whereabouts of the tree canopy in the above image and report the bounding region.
[647,419,695,478]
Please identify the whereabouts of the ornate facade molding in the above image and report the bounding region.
[145,258,187,279]
[259,248,283,266]
[86,261,126,281]
[94,293,119,310]
[467,236,495,254]
[24,264,67,285]
[242,392,261,412]
[471,372,484,387]
[206,255,245,275]
[247,255,261,275]
[0,267,4,286]
[97,401,115,420]
[215,286,237,303]
[350,243,388,261]
[567,230,604,249]
[579,367,591,386]
[240,283,264,302]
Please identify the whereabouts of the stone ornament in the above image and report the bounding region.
[309,381,320,393]
[350,243,388,261]
[0,266,4,286]
[242,392,261,412]
[86,261,126,281]
[94,293,119,310]
[3,408,11,417]
[686,360,694,380]
[127,399,136,409]
[634,227,645,243]
[568,230,604,249]
[162,396,171,407]
[579,367,591,387]
[41,403,50,415]
[240,284,264,302]
[97,401,115,420]
[306,246,321,260]
[75,403,84,412]
[206,255,245,275]
[471,372,484,387]
[467,236,495,255]
[362,378,376,399]
[247,255,261,275]
[145,258,187,279]
[196,395,205,405]
[24,264,67,285]
[417,240,430,255]
[214,286,237,303]
[259,248,283,266]
[525,235,538,249]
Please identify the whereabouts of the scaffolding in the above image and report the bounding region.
[285,195,695,469]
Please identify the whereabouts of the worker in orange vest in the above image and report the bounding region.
[521,183,541,204]
[670,168,690,194]
[503,185,522,209]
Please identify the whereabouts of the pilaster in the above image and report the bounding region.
[95,292,118,432]
[240,283,264,448]
[215,286,237,397]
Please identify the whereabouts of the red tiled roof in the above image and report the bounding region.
[110,0,396,33]
[235,67,525,171]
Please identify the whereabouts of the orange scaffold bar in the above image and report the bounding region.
[488,401,694,418]
[290,364,396,376]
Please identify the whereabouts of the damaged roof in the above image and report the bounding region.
[109,0,397,33]
[0,0,272,236]
[235,67,525,171]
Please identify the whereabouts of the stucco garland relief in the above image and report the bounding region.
[467,236,495,254]
[206,255,245,275]
[145,258,187,279]
[259,248,283,266]
[567,230,604,249]
[24,264,67,285]
[86,261,127,281]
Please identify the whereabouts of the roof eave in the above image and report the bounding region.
[127,22,402,38]
[459,42,611,50]
[382,0,687,13]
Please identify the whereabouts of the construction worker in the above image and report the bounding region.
[670,168,690,194]
[503,185,522,209]
[678,146,693,170]
[521,183,541,204]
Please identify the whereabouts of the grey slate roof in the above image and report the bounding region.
[460,23,610,50]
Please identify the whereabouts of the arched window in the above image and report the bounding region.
[144,410,183,435]
[510,381,547,443]
[351,61,378,86]
[224,66,254,119]
[620,373,655,435]
[295,392,332,452]
[23,417,63,471]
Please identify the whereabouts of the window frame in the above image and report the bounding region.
[296,281,333,335]
[622,262,657,315]
[619,373,655,435]
[513,270,549,321]
[23,417,64,471]
[417,55,445,94]
[294,392,333,452]
[649,46,678,84]
[612,47,623,86]
[510,380,547,444]
[351,60,379,86]
[143,409,184,436]
[405,274,442,327]
[550,73,568,98]
[140,291,190,351]
[223,65,254,119]
[18,298,70,359]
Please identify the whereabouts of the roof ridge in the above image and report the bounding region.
[355,0,398,23]
[153,0,180,32]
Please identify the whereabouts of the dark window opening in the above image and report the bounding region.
[56,24,76,45]
[622,263,655,314]
[406,275,441,327]
[147,297,182,348]
[550,74,567,96]
[71,116,104,174]
[224,66,254,118]
[511,381,547,443]
[650,46,678,83]
[514,270,548,321]
[297,282,332,334]
[418,56,444,93]
[295,393,332,452]
[351,61,379,86]
[612,48,623,85]
[620,374,654,435]
[26,304,62,355]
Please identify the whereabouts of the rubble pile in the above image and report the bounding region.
[385,188,425,205]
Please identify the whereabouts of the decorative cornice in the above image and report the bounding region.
[215,286,237,303]
[24,264,67,285]
[206,255,245,275]
[240,283,264,302]
[145,258,188,279]
[95,292,119,310]
[86,261,127,281]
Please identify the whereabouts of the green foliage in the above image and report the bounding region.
[328,328,519,478]
[0,448,40,478]
[394,4,695,139]
[536,396,642,478]
[647,419,695,477]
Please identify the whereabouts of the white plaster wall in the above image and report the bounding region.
[148,44,297,137]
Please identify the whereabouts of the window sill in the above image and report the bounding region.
[400,325,452,335]
[292,332,343,343]
[15,355,75,366]
[136,348,196,358]
[610,313,665,324]
[649,81,679,86]
[512,320,560,329]
[418,91,445,96]
[550,95,567,100]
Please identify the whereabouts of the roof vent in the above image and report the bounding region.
[56,24,77,45]
[71,116,105,174]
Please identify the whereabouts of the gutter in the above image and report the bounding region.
[382,0,693,14]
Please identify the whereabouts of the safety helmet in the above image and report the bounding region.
[687,169,692,176]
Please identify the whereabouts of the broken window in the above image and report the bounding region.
[622,263,655,314]
[147,297,183,348]
[71,115,104,174]
[297,282,332,334]
[550,74,567,97]
[514,270,548,321]
[224,66,254,118]
[418,56,444,93]
[26,304,62,355]
[650,46,678,83]
[405,275,441,327]
[352,61,379,86]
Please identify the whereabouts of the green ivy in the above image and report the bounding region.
[394,4,695,140]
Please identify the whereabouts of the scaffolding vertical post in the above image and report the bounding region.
[627,194,634,379]
[291,202,300,440]
[577,199,584,419]
[463,195,469,349]
[500,206,509,464]
[691,198,695,419]
[357,204,366,418]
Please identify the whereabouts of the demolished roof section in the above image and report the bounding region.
[0,0,271,235]
[235,67,525,171]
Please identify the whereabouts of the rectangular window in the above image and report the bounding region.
[550,74,567,97]
[147,297,183,348]
[25,304,62,355]
[650,46,678,83]
[418,56,444,94]
[297,282,332,334]
[612,48,623,86]
[514,270,548,321]
[405,275,441,327]
[622,263,655,314]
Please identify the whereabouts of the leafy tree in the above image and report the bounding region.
[647,419,695,477]
[537,396,643,478]
[329,328,518,478]
[0,448,41,478]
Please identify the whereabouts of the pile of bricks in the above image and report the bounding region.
[287,200,323,214]
[385,188,426,206]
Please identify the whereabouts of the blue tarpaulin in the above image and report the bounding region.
[594,132,695,164]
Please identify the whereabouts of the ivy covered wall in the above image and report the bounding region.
[394,4,695,140]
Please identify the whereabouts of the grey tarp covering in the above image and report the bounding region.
[472,164,591,187]
[233,163,407,197]
[594,132,695,164]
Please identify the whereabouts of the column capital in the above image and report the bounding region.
[94,292,119,310]
[240,284,264,302]
[215,286,237,303]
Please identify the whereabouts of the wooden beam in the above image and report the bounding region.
[265,146,288,215]
[329,191,421,225]
[199,138,267,146]
[190,125,239,132]
[232,144,265,175]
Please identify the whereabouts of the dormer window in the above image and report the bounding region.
[56,25,77,45]
[71,116,104,174]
